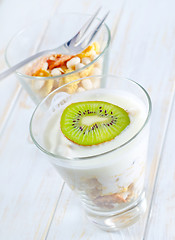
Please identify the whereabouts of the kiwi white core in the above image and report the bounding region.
[81,115,108,126]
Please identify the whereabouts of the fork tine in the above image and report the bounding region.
[65,8,101,48]
[81,11,109,48]
[74,7,102,43]
[74,8,102,44]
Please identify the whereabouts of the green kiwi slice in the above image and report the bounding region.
[60,101,130,146]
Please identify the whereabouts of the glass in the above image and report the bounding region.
[5,13,111,105]
[30,75,152,231]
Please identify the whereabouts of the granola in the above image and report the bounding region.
[26,42,102,99]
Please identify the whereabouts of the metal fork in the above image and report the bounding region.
[0,9,109,81]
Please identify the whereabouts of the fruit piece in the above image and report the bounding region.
[93,42,100,54]
[51,68,62,76]
[66,57,80,69]
[65,84,78,94]
[81,79,93,90]
[81,57,91,65]
[27,56,48,75]
[79,64,94,78]
[63,69,80,93]
[75,63,85,70]
[32,69,50,77]
[47,55,72,70]
[77,42,99,59]
[60,101,130,146]
[63,69,79,83]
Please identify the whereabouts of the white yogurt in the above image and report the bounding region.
[43,89,149,209]
[44,89,147,158]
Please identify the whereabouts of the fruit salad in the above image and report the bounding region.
[26,42,102,99]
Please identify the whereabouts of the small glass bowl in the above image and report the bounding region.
[5,13,111,104]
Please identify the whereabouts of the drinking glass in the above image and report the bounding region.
[30,75,151,231]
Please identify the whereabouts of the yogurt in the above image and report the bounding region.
[43,89,149,210]
[44,89,147,157]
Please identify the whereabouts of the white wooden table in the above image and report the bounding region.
[0,0,175,239]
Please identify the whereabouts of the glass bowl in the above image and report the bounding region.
[5,13,111,104]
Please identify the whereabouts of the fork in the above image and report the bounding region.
[0,9,109,81]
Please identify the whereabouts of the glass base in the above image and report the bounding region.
[85,192,147,232]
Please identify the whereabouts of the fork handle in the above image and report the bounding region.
[0,43,74,81]
[0,50,50,81]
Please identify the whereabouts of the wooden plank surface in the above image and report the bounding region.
[0,0,60,135]
[145,95,175,239]
[0,90,65,240]
[0,0,64,239]
[0,0,175,239]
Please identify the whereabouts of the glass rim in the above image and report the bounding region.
[29,74,152,163]
[5,12,111,80]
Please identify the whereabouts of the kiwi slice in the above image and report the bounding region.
[60,101,130,146]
